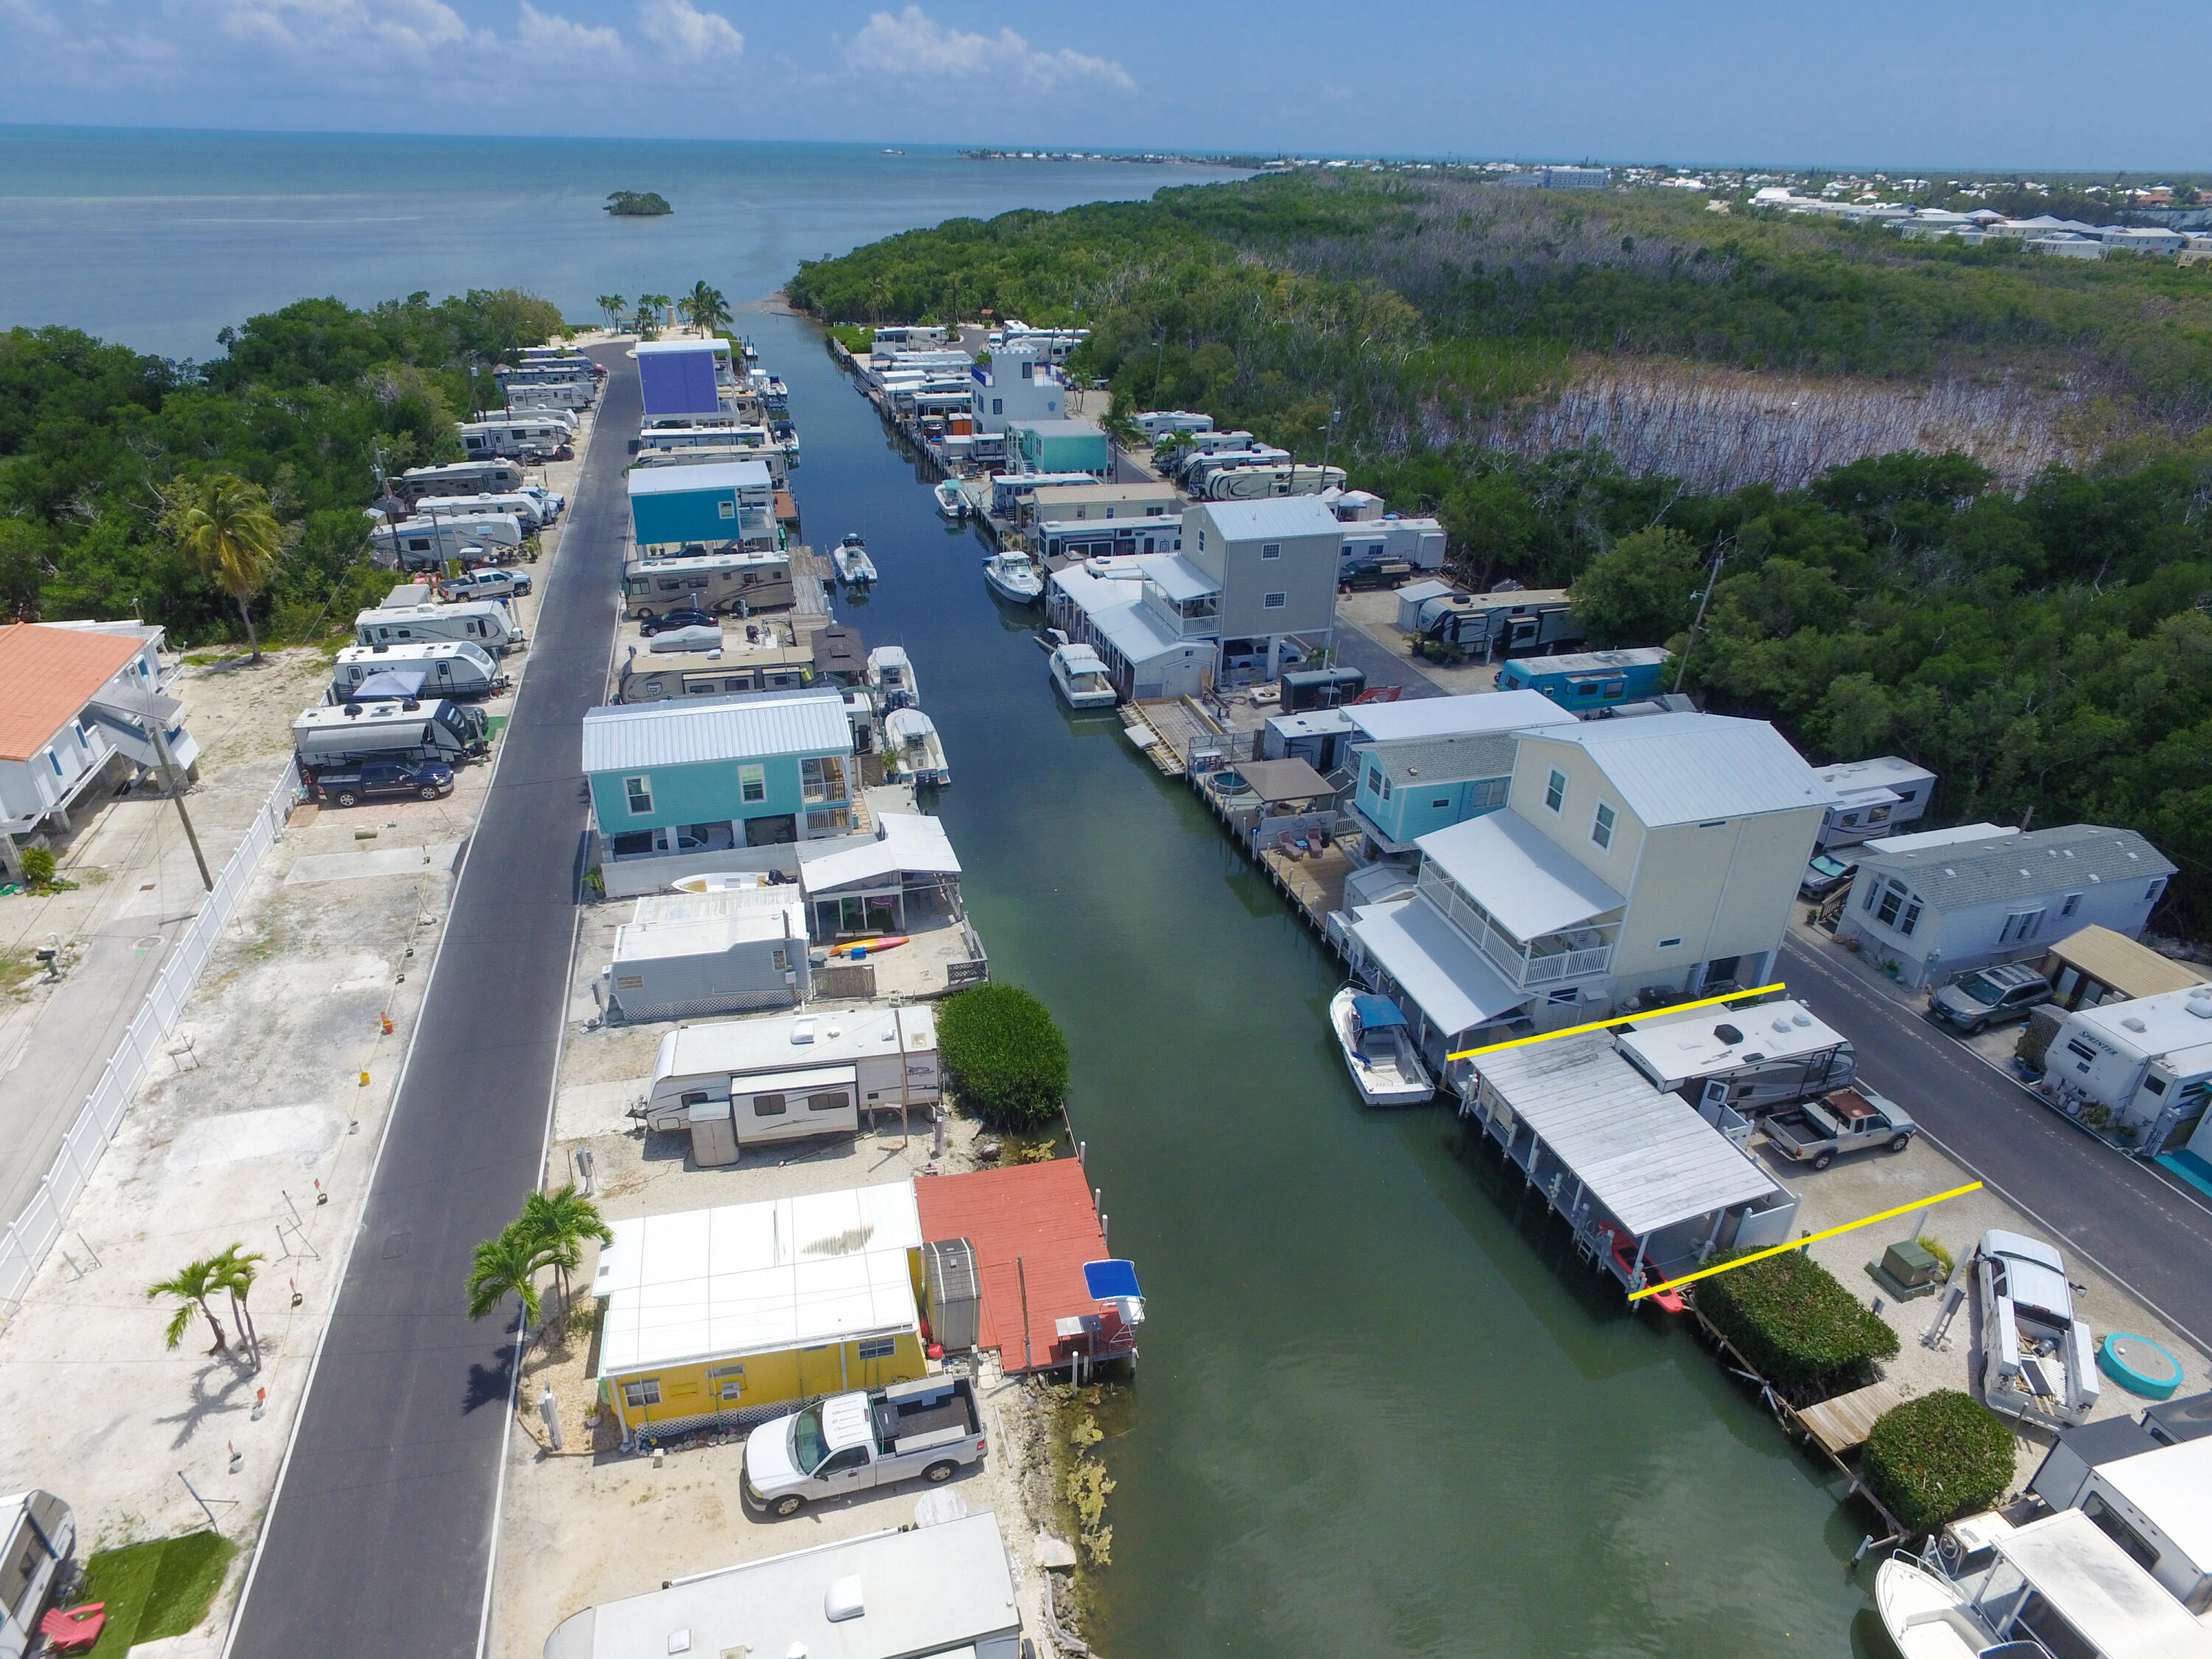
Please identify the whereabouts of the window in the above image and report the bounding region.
[801,755,848,803]
[680,1091,709,1107]
[818,1447,871,1476]
[2148,877,2168,905]
[1545,769,1567,813]
[808,1091,849,1113]
[622,1379,661,1408]
[1658,936,1684,950]
[1366,765,1383,798]
[1263,592,1287,609]
[1470,778,1510,810]
[1576,683,1599,699]
[2061,892,2082,917]
[771,947,789,973]
[1899,897,1921,936]
[1197,530,1206,551]
[739,763,766,804]
[1432,797,1450,810]
[46,748,61,776]
[991,397,1003,415]
[624,775,653,815]
[751,1093,787,1116]
[857,1337,897,1360]
[1868,804,1891,823]
[717,500,736,519]
[1548,987,1580,1004]
[2081,1495,2161,1573]
[1999,908,2045,944]
[1876,881,1907,927]
[1840,812,1860,827]
[1592,803,1616,850]
[611,831,653,857]
[1380,776,1392,801]
[1261,542,1282,560]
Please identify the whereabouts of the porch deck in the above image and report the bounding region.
[1793,1376,1915,1456]
[1260,844,1352,931]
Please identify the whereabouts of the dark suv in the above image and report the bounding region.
[312,760,456,807]
[1929,961,2053,1034]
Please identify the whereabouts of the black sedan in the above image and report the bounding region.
[639,608,717,636]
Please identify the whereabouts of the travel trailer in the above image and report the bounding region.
[397,459,524,504]
[292,697,489,766]
[456,414,573,462]
[331,640,504,700]
[354,601,521,655]
[369,513,524,569]
[641,1006,939,1147]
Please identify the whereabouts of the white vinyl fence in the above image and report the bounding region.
[0,761,300,1311]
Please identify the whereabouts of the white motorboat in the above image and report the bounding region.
[668,871,772,894]
[883,707,950,787]
[1329,988,1436,1107]
[933,480,969,520]
[1975,1230,2100,1425]
[982,549,1043,605]
[866,644,919,710]
[1048,642,1118,709]
[832,533,878,585]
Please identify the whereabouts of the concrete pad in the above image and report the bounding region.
[555,1079,644,1141]
[285,843,464,885]
[167,1105,342,1171]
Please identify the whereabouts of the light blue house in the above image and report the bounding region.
[1011,419,1111,479]
[627,459,777,554]
[1347,731,1517,855]
[583,690,856,863]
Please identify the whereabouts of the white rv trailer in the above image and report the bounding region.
[1194,462,1349,501]
[457,414,573,461]
[292,697,489,765]
[397,459,524,504]
[2042,982,2212,1154]
[641,1005,940,1148]
[622,549,796,618]
[355,601,521,655]
[1,1491,75,1659]
[1135,410,1214,441]
[1615,1001,1857,1117]
[369,512,524,570]
[332,639,504,700]
[412,492,549,532]
[630,445,790,486]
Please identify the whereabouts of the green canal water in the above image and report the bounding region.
[762,310,1888,1659]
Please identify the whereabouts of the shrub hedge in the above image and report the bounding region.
[1863,1390,2015,1534]
[1696,1247,1899,1397]
[937,984,1070,1132]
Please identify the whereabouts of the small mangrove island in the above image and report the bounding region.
[604,190,672,217]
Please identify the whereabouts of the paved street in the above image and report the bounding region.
[226,347,632,1659]
[1781,933,2212,1350]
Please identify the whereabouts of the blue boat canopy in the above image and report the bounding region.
[1082,1259,1141,1301]
[1352,993,1408,1031]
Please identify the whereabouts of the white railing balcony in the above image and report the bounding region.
[1419,873,1618,991]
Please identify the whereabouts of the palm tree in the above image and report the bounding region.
[166,473,284,662]
[682,281,732,338]
[518,1184,613,1315]
[148,1256,231,1354]
[633,293,670,341]
[465,1228,546,1342]
[596,293,627,330]
[212,1244,266,1369]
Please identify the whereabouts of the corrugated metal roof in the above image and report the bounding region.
[798,813,961,894]
[1419,810,1625,938]
[0,624,145,760]
[1360,731,1518,787]
[1857,824,2175,910]
[1473,1034,1783,1237]
[1346,899,1527,1034]
[1525,712,1837,827]
[1091,599,1183,664]
[581,689,849,773]
[913,1160,1122,1372]
[1139,554,1218,601]
[2044,925,2209,999]
[1349,689,1575,742]
[626,459,773,495]
[1192,496,1341,542]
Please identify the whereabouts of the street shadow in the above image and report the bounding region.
[465,1339,515,1416]
[153,1353,259,1450]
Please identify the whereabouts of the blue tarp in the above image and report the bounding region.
[1082,1259,1141,1301]
[1352,993,1408,1030]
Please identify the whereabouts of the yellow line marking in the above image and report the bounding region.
[1629,1181,1983,1301]
[1447,982,1790,1062]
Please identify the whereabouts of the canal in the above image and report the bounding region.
[755,307,1886,1659]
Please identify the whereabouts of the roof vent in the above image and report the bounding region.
[1772,1018,1792,1034]
[790,1016,817,1044]
[1792,1013,1812,1028]
[1713,1023,1744,1046]
[2188,992,2212,1020]
[2122,1016,2149,1033]
[824,1576,864,1623]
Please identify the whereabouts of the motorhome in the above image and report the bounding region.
[369,512,524,569]
[456,414,573,462]
[622,550,795,618]
[641,1006,940,1147]
[332,640,504,700]
[397,459,524,504]
[412,491,551,532]
[1135,410,1214,442]
[292,696,489,766]
[355,601,521,655]
[1615,1001,1857,1118]
[2039,983,2212,1155]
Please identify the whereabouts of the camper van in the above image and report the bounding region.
[457,414,573,462]
[2040,983,2212,1155]
[355,601,521,655]
[292,697,489,766]
[622,550,794,619]
[642,1006,940,1148]
[397,459,524,504]
[370,512,524,570]
[333,640,504,700]
[1615,1001,1857,1119]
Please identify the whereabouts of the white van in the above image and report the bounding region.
[355,601,521,655]
[333,640,504,700]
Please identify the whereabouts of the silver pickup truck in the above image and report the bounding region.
[1764,1086,1918,1169]
[742,1376,985,1518]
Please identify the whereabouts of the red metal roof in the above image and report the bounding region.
[915,1159,1129,1373]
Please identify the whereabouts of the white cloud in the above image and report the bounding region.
[846,5,1131,94]
[515,1,624,61]
[218,0,480,55]
[638,0,742,63]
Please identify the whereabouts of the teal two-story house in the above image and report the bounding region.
[582,689,855,861]
[1347,731,1519,857]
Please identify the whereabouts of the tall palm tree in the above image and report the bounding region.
[682,281,732,338]
[148,1256,231,1354]
[596,293,627,330]
[465,1228,546,1341]
[167,473,284,662]
[633,293,671,341]
[213,1244,266,1370]
[518,1184,613,1313]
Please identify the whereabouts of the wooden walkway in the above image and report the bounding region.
[1795,1377,1915,1457]
[1260,844,1352,931]
[1125,697,1222,778]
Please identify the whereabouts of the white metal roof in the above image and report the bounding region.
[1614,1001,1848,1090]
[1862,822,2015,855]
[1418,810,1625,939]
[1091,599,1185,667]
[1347,689,1576,743]
[540,1513,1021,1659]
[2098,1436,2212,1571]
[612,903,805,965]
[626,459,772,495]
[635,338,731,355]
[1519,712,1838,827]
[1994,1510,2212,1658]
[799,813,961,895]
[582,690,849,773]
[1193,496,1342,542]
[1813,754,1937,799]
[654,1006,936,1084]
[593,1181,922,1374]
[1140,554,1220,602]
[1472,1034,1784,1237]
[1346,900,1528,1035]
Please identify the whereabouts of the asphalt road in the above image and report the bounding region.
[226,347,632,1659]
[1781,933,2212,1350]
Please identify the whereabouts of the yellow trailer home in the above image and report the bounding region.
[592,1180,927,1443]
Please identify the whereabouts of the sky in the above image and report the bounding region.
[6,0,2210,172]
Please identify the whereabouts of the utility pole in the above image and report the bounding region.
[148,716,212,891]
[1674,546,1727,695]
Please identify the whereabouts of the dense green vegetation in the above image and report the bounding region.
[0,288,563,643]
[1863,1390,2016,1533]
[1694,1248,1899,1399]
[605,191,672,217]
[794,178,2212,934]
[938,984,1071,1133]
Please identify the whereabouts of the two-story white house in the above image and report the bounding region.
[1835,822,2177,989]
[967,341,1064,435]
[1343,712,1837,1067]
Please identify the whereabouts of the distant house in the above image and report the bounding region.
[1009,418,1110,479]
[1346,731,1517,855]
[968,341,1063,434]
[1836,824,2177,990]
[627,460,776,554]
[0,622,198,876]
[1812,755,1937,849]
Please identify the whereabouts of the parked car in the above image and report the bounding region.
[1930,962,2053,1034]
[742,1377,986,1518]
[1799,852,1857,900]
[638,608,717,637]
[445,568,530,600]
[311,759,456,807]
[1763,1085,1917,1169]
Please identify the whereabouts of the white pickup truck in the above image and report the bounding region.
[742,1376,985,1518]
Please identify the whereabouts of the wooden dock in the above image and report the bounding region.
[1260,844,1352,928]
[1794,1377,1916,1457]
[1125,697,1221,778]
